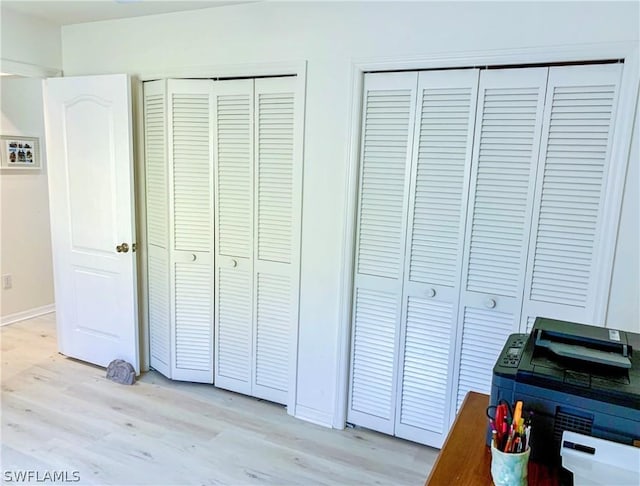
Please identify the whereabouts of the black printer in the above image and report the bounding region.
[490,317,640,466]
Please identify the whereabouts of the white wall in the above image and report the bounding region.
[1,8,60,320]
[1,77,55,319]
[607,95,640,331]
[60,1,640,426]
[1,6,61,73]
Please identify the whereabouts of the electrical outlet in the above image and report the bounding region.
[2,274,12,289]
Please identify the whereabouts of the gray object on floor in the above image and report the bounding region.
[106,359,136,385]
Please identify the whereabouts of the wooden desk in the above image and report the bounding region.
[426,392,558,485]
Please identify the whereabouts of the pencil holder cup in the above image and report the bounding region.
[490,444,530,486]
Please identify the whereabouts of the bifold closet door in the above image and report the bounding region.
[348,72,418,434]
[144,80,171,378]
[520,63,623,330]
[454,68,548,408]
[168,79,214,383]
[347,62,628,445]
[394,69,478,447]
[213,76,301,405]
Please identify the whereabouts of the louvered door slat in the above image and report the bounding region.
[145,90,168,248]
[171,90,211,252]
[357,87,414,279]
[466,76,546,297]
[350,288,398,424]
[256,89,294,264]
[174,261,212,377]
[217,91,252,257]
[526,65,622,315]
[254,272,290,403]
[409,81,476,287]
[148,246,170,376]
[216,265,252,388]
[525,316,536,333]
[457,307,513,410]
[399,298,452,432]
[144,80,171,378]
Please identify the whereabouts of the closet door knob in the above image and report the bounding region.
[191,254,197,262]
[427,288,436,298]
[231,259,238,268]
[485,298,497,309]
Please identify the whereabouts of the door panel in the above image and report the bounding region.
[454,67,548,408]
[144,80,171,377]
[252,77,301,405]
[254,270,291,402]
[347,71,418,433]
[44,74,139,372]
[148,245,170,376]
[167,79,214,383]
[456,305,514,409]
[521,63,623,328]
[395,69,479,447]
[216,260,252,389]
[173,256,213,377]
[213,79,255,394]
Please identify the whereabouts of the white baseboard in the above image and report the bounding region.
[295,404,334,428]
[1,304,55,326]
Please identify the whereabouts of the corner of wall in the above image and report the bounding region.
[1,6,62,74]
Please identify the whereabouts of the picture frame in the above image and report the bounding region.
[0,135,41,170]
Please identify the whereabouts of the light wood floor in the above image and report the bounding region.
[1,314,437,485]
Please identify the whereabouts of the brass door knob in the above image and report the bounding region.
[116,243,130,253]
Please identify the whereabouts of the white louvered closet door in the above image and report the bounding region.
[168,79,214,383]
[252,77,302,405]
[395,69,479,447]
[144,80,171,378]
[454,68,548,409]
[213,79,254,395]
[520,64,623,329]
[348,72,418,434]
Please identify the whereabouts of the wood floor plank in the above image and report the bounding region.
[1,315,437,485]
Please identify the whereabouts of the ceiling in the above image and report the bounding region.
[1,0,253,26]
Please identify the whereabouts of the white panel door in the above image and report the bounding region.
[520,63,623,328]
[252,76,302,405]
[44,74,139,372]
[167,79,214,383]
[143,80,171,378]
[213,78,254,395]
[347,72,418,434]
[395,69,479,447]
[454,67,548,409]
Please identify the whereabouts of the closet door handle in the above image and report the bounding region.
[427,288,436,298]
[231,259,238,268]
[191,254,197,262]
[485,298,497,309]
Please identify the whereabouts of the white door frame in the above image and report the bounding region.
[335,42,639,429]
[133,60,307,416]
[0,58,61,78]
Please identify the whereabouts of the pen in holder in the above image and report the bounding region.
[487,399,532,486]
[490,443,530,486]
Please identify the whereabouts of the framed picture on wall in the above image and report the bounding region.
[0,135,40,170]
